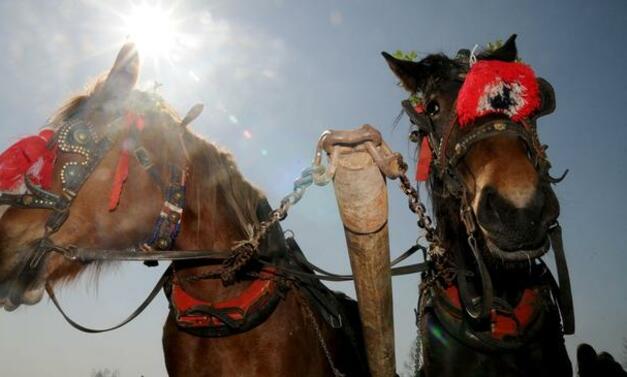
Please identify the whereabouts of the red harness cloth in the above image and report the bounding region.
[172,268,278,328]
[0,129,56,192]
[445,284,539,340]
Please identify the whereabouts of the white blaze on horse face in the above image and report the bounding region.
[469,136,538,213]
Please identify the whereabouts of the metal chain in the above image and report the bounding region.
[395,156,444,256]
[293,283,345,377]
[220,154,330,284]
[393,155,460,286]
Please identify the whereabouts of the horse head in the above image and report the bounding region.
[382,34,576,376]
[383,34,561,261]
[0,43,210,310]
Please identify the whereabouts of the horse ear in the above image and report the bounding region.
[101,43,140,98]
[180,104,204,128]
[381,52,424,93]
[478,34,518,62]
[535,78,556,118]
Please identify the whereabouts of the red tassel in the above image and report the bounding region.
[416,137,432,182]
[108,113,142,211]
[108,148,130,211]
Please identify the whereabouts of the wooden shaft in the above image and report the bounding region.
[332,150,396,377]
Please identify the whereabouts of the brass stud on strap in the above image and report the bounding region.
[157,238,170,250]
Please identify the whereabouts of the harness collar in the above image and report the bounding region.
[427,279,551,352]
[169,267,286,337]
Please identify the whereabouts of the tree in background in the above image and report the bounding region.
[91,369,120,377]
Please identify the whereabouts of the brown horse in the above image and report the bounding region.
[383,34,627,377]
[0,43,368,376]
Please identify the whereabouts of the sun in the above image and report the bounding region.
[122,3,178,59]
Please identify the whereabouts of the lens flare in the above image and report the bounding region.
[123,3,178,59]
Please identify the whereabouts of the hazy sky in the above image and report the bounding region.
[0,0,626,376]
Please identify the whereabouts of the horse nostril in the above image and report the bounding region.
[477,186,502,228]
[477,185,549,244]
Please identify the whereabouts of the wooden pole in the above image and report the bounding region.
[324,125,396,377]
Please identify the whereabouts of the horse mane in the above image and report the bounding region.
[126,89,264,239]
[46,74,107,127]
[415,53,464,95]
[182,128,264,237]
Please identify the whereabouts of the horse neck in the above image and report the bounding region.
[170,136,263,296]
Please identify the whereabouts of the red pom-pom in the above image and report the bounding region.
[456,61,540,127]
[0,128,56,192]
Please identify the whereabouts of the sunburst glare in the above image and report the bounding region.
[122,3,179,60]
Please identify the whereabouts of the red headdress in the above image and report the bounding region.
[456,60,540,127]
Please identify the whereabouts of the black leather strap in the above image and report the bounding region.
[46,243,232,262]
[549,224,575,335]
[452,241,494,324]
[46,266,171,334]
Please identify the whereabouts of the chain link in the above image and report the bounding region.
[293,282,346,377]
[395,156,444,255]
[220,154,333,283]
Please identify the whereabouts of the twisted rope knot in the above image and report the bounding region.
[220,240,258,286]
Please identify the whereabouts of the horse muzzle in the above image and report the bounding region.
[474,184,559,261]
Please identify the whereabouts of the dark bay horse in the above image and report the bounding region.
[383,35,573,376]
[384,34,627,377]
[0,43,368,376]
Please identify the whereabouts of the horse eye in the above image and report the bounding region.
[426,100,440,116]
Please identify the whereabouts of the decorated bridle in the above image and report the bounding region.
[403,57,574,333]
[0,99,221,274]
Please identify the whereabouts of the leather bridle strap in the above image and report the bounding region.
[45,265,171,334]
[258,242,430,282]
[259,260,429,282]
[452,235,494,323]
[43,241,232,262]
[548,223,575,335]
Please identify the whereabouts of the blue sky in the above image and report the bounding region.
[0,0,626,376]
